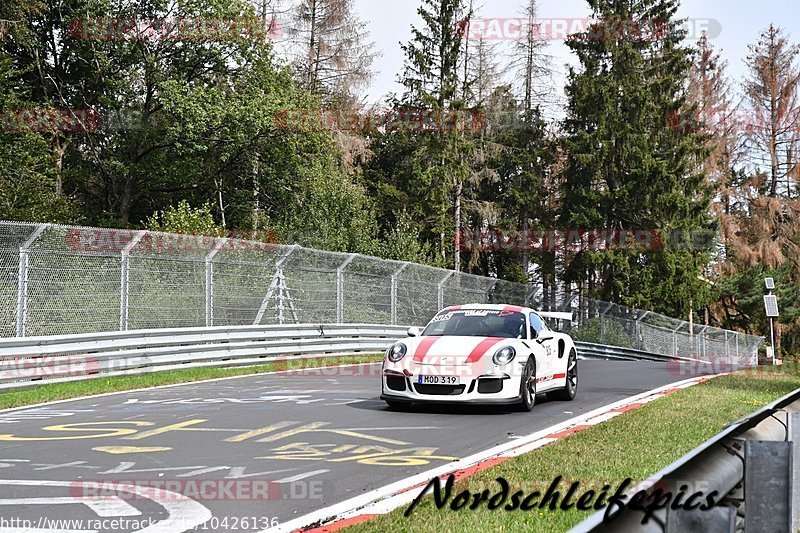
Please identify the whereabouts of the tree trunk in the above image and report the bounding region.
[119,176,134,225]
[453,178,463,272]
[52,136,68,196]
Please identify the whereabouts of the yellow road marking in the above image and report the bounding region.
[93,446,173,454]
[0,422,154,441]
[123,419,208,440]
[225,421,298,443]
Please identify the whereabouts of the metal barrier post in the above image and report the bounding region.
[337,254,357,324]
[205,238,229,327]
[791,413,800,532]
[746,439,792,531]
[16,224,49,337]
[119,231,147,331]
[390,262,410,325]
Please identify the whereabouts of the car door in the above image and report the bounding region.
[528,312,552,385]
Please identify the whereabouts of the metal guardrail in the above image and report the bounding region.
[575,342,701,363]
[0,324,693,392]
[0,324,408,391]
[572,386,800,533]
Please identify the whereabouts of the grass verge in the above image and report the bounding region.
[0,354,382,410]
[347,366,800,533]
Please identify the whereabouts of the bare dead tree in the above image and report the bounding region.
[511,0,553,116]
[511,0,553,290]
[743,24,800,198]
[286,0,379,105]
[687,33,743,274]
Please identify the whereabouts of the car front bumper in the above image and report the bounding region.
[380,368,523,405]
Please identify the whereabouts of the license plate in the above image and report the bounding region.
[417,375,460,385]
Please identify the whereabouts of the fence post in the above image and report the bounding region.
[205,238,229,327]
[636,311,650,352]
[390,262,410,325]
[16,224,49,337]
[672,323,683,357]
[119,231,147,332]
[724,330,729,358]
[599,307,612,345]
[696,325,709,359]
[437,272,455,310]
[336,254,357,324]
[485,281,498,305]
[524,287,541,308]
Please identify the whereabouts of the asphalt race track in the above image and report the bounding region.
[0,360,683,532]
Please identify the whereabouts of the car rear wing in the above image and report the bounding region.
[537,311,574,321]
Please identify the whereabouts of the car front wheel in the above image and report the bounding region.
[518,358,536,412]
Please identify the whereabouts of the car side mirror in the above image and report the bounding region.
[407,326,421,337]
[537,335,554,344]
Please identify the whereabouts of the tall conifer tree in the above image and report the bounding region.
[561,0,714,317]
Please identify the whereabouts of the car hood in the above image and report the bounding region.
[399,335,517,365]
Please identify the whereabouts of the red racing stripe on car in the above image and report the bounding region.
[413,336,443,363]
[502,305,524,313]
[446,305,463,311]
[465,337,505,364]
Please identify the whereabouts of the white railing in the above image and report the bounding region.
[0,324,408,391]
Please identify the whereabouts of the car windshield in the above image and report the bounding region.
[421,309,527,338]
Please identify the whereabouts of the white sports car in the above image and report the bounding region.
[381,304,578,411]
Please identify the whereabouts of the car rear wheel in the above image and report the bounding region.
[549,349,577,401]
[518,358,536,412]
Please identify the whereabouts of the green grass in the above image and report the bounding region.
[347,366,800,533]
[0,355,382,410]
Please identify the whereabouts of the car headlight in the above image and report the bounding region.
[387,343,407,363]
[493,346,516,366]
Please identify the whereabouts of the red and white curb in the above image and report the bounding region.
[263,374,722,533]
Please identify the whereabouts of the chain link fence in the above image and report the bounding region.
[1,221,763,360]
